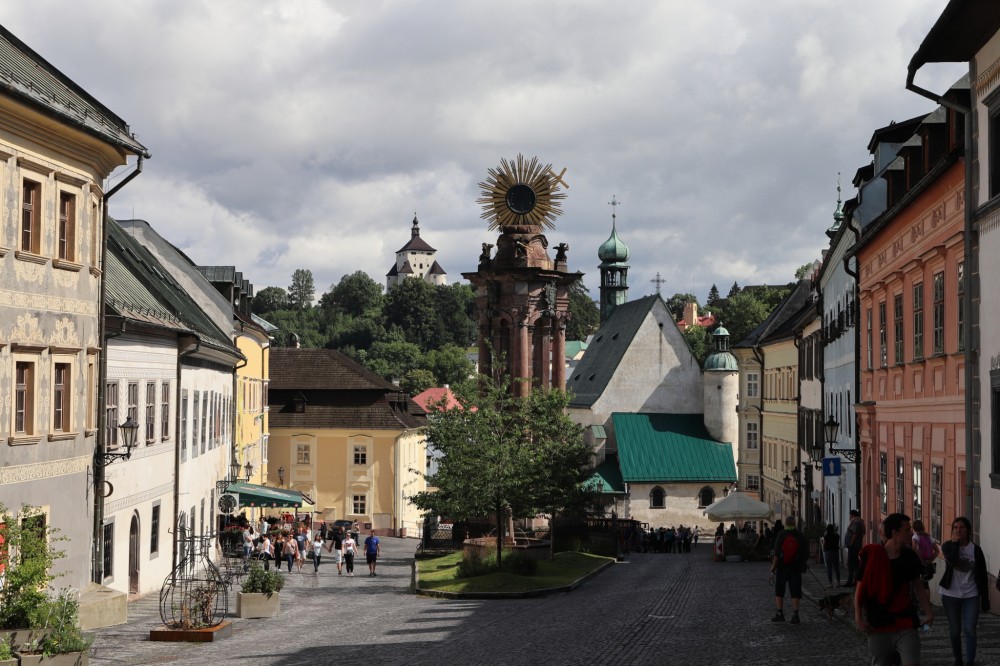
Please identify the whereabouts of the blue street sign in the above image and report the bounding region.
[823,457,842,477]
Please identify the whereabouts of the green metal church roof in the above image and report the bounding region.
[612,413,736,483]
[586,459,625,494]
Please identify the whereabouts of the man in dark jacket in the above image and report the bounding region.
[770,515,808,623]
[844,509,865,586]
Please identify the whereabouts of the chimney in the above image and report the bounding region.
[683,301,698,330]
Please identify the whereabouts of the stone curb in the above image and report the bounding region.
[413,556,616,600]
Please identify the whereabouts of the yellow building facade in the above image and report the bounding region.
[267,347,427,535]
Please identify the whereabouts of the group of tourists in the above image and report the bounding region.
[769,510,998,666]
[238,519,382,578]
[642,525,699,553]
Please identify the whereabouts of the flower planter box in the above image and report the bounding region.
[236,592,280,619]
[0,631,49,654]
[1,657,16,666]
[14,652,88,666]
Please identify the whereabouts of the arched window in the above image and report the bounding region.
[650,486,665,509]
[698,486,715,508]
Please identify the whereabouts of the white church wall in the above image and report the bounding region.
[628,482,730,533]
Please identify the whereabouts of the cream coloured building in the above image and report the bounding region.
[267,348,427,535]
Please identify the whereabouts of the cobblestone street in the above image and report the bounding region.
[88,539,1000,665]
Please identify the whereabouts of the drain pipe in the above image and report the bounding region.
[92,156,144,584]
[905,71,976,529]
[843,217,862,514]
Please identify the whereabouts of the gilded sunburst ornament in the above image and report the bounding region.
[477,154,567,231]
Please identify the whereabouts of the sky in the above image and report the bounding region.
[1,1,968,305]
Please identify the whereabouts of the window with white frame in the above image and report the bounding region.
[352,495,366,515]
[145,382,156,443]
[297,444,311,465]
[161,382,170,439]
[745,474,760,491]
[912,462,922,522]
[746,421,759,449]
[57,191,76,262]
[51,359,73,434]
[105,381,119,448]
[353,445,367,465]
[20,178,41,254]
[746,372,759,398]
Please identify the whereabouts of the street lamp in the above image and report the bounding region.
[97,417,140,466]
[826,415,859,462]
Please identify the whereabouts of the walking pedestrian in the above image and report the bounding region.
[823,523,841,588]
[257,533,273,571]
[692,525,699,546]
[938,516,990,666]
[342,531,357,577]
[312,532,324,573]
[854,512,933,666]
[770,514,808,624]
[282,533,297,573]
[844,509,865,586]
[364,529,380,577]
[328,528,344,575]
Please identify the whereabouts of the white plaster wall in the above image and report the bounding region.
[103,333,178,595]
[627,482,730,533]
[178,363,234,557]
[703,370,738,444]
[590,300,703,421]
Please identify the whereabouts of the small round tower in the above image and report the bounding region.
[703,325,739,445]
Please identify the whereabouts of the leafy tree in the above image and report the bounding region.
[707,284,720,307]
[363,339,423,381]
[795,262,816,280]
[410,368,594,567]
[263,308,324,348]
[682,325,711,365]
[719,290,773,346]
[288,269,316,309]
[322,271,384,317]
[665,292,698,321]
[252,286,288,314]
[433,283,477,348]
[384,278,438,349]
[328,315,385,352]
[566,281,600,341]
[400,368,437,395]
[422,344,475,387]
[728,282,741,298]
[0,504,67,629]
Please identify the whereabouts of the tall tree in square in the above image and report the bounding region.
[410,363,594,566]
[288,269,315,309]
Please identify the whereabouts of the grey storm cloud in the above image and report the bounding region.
[0,0,965,299]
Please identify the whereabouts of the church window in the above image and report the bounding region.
[697,487,715,508]
[649,487,665,509]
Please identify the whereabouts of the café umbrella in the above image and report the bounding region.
[704,491,773,522]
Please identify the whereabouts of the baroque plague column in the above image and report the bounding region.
[464,156,582,395]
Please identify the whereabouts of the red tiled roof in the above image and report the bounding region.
[412,387,462,411]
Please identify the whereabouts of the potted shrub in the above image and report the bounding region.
[0,636,15,666]
[13,590,92,665]
[0,504,65,652]
[236,563,284,619]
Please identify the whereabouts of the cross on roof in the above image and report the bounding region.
[650,272,666,295]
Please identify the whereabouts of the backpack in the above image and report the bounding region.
[778,531,800,566]
[915,534,934,561]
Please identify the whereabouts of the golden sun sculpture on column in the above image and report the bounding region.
[477,154,568,231]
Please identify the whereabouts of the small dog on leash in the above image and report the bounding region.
[818,591,853,617]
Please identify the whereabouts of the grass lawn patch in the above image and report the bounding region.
[416,550,612,594]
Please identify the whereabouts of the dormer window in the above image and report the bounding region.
[293,394,307,413]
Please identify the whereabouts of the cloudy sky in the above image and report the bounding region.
[1,1,966,304]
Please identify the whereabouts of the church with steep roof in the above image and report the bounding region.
[569,210,738,529]
[385,215,448,290]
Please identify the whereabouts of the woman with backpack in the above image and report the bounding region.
[911,519,939,586]
[938,516,990,666]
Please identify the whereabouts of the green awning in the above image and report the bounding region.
[225,482,306,508]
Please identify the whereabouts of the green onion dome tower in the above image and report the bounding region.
[598,197,630,323]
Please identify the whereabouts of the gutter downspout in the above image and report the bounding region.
[751,346,766,505]
[92,156,144,584]
[906,71,976,528]
[843,218,862,513]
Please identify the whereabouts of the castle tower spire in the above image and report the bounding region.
[598,195,630,323]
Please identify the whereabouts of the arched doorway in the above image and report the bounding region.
[128,514,140,594]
